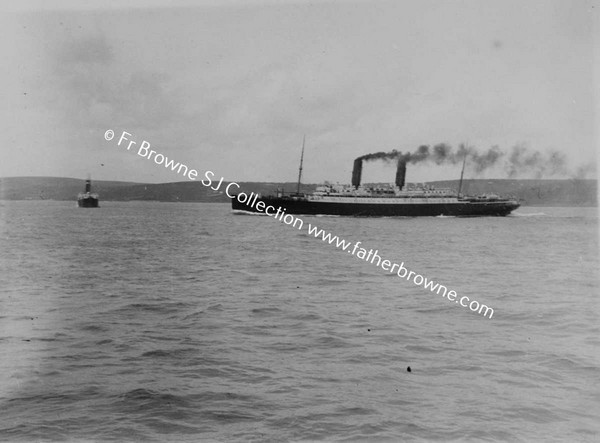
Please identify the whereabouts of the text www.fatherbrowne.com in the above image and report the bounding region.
[105,129,495,319]
[305,225,494,319]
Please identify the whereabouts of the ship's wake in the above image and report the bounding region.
[510,211,548,217]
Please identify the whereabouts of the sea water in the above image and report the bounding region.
[0,201,598,442]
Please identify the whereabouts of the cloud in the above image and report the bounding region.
[57,34,113,65]
[49,31,182,138]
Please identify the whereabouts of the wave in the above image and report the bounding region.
[231,210,268,216]
[511,211,548,217]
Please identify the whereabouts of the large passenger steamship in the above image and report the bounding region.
[231,143,520,217]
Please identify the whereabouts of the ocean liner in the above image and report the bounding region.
[231,144,520,217]
[77,177,99,208]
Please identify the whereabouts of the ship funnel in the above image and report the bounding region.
[351,158,363,188]
[85,178,91,193]
[395,159,406,190]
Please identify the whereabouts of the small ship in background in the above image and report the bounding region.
[77,176,99,208]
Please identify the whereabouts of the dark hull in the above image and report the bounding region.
[232,196,519,217]
[78,197,99,208]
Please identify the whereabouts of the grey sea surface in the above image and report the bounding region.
[0,201,598,442]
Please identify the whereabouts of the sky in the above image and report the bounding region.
[1,0,598,184]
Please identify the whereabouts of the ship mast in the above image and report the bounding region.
[296,135,305,195]
[457,151,467,198]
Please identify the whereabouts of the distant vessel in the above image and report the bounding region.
[77,177,99,208]
[231,142,520,217]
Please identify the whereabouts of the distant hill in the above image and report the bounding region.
[0,177,142,201]
[432,179,598,207]
[0,176,597,206]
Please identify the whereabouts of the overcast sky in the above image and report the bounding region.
[1,0,597,184]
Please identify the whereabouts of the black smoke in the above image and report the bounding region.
[354,143,590,179]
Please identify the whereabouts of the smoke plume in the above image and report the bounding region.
[354,143,590,179]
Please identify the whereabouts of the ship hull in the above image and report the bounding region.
[77,197,99,208]
[231,196,519,217]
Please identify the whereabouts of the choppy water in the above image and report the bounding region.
[0,201,598,442]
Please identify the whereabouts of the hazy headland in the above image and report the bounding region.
[0,176,596,207]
